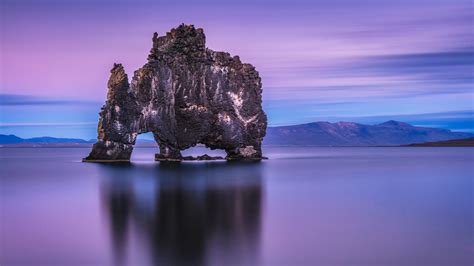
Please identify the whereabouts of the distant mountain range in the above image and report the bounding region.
[0,135,156,147]
[264,120,472,146]
[1,120,472,147]
[0,135,92,144]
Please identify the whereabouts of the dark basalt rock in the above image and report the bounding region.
[83,24,267,162]
[157,154,225,162]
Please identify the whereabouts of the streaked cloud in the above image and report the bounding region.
[0,122,96,127]
[0,0,472,138]
[0,94,101,106]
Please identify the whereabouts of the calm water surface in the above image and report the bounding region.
[0,147,473,266]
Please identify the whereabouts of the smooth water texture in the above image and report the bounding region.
[1,147,473,266]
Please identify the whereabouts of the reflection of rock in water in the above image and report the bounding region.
[99,163,263,266]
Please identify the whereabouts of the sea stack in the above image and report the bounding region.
[83,24,267,162]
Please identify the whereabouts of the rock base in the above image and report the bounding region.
[83,154,267,163]
[154,153,268,162]
[155,153,225,162]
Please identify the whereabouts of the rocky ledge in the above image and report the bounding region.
[83,24,267,162]
[155,154,225,162]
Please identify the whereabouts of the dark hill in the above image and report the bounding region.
[264,121,472,146]
[404,137,474,147]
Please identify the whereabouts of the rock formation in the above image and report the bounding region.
[84,24,267,162]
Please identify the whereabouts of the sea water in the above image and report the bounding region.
[0,147,473,265]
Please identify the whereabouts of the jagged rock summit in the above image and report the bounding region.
[84,24,267,162]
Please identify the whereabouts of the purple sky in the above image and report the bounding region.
[1,0,473,138]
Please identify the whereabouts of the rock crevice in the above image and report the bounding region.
[84,24,267,162]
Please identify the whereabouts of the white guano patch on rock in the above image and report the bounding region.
[228,91,243,108]
[215,80,221,100]
[182,104,207,112]
[211,65,229,74]
[238,146,257,157]
[227,91,258,126]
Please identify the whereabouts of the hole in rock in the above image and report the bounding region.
[131,133,226,161]
[135,132,157,147]
[130,133,158,162]
[181,145,226,158]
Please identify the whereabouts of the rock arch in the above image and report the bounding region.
[83,24,267,162]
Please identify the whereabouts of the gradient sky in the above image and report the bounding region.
[1,0,473,139]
